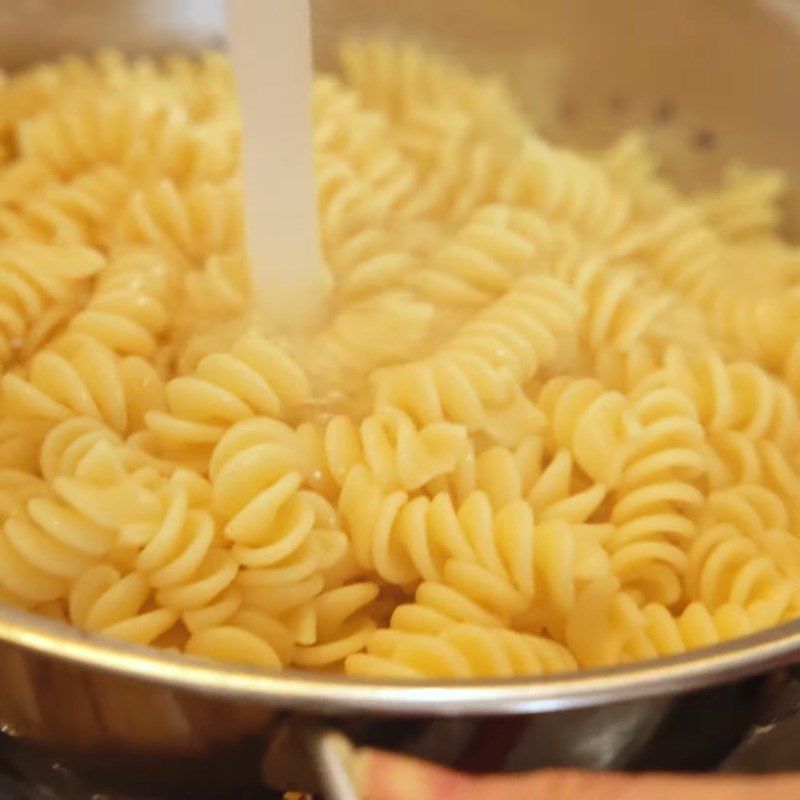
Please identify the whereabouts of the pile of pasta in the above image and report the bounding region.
[0,40,799,680]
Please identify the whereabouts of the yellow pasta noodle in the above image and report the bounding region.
[1,39,800,680]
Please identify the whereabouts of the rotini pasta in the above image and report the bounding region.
[500,138,633,242]
[69,564,178,646]
[535,376,638,487]
[696,164,787,243]
[0,241,104,365]
[145,335,310,453]
[374,276,581,445]
[1,40,800,680]
[683,523,797,621]
[113,179,244,266]
[407,206,539,312]
[607,387,706,605]
[120,473,239,618]
[298,292,434,403]
[299,405,467,497]
[0,166,129,246]
[3,337,165,435]
[0,440,159,606]
[623,600,789,662]
[63,249,179,358]
[635,346,800,447]
[347,623,576,679]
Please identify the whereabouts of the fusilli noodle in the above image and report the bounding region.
[1,39,800,680]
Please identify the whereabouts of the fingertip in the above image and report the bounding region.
[353,749,469,800]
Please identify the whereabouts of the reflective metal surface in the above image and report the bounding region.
[1,1,800,796]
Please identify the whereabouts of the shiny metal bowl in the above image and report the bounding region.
[1,1,800,797]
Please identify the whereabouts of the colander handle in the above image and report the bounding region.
[301,722,361,800]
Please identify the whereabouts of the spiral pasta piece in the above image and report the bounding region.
[339,39,527,150]
[114,180,244,265]
[313,76,418,223]
[68,564,178,646]
[427,437,608,527]
[683,523,797,620]
[565,578,648,667]
[118,474,239,617]
[696,165,787,243]
[315,154,390,258]
[0,241,104,365]
[500,138,633,242]
[298,406,467,498]
[624,600,788,663]
[621,206,720,301]
[299,292,434,402]
[19,95,171,177]
[339,461,538,595]
[407,207,538,311]
[39,416,125,482]
[347,623,576,679]
[464,204,705,355]
[374,276,581,444]
[327,226,420,300]
[0,440,160,606]
[622,208,800,367]
[293,582,381,668]
[338,465,471,586]
[600,132,677,216]
[3,337,165,435]
[64,250,179,358]
[210,424,318,568]
[635,346,800,448]
[704,430,800,500]
[146,335,310,450]
[184,607,295,669]
[554,253,692,354]
[607,387,707,605]
[705,484,791,542]
[0,166,130,246]
[440,275,584,384]
[208,422,349,642]
[342,459,608,633]
[20,92,238,185]
[401,134,515,224]
[536,376,637,487]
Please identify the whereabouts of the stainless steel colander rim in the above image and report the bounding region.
[1,602,797,716]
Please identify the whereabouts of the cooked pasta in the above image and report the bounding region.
[2,40,800,680]
[3,337,165,434]
[347,623,576,679]
[408,207,539,310]
[0,241,104,364]
[0,440,160,606]
[299,405,467,497]
[145,334,310,457]
[635,346,800,446]
[0,166,130,246]
[696,164,787,243]
[535,376,637,487]
[68,564,178,646]
[63,249,179,358]
[501,139,633,242]
[683,522,797,620]
[114,179,244,265]
[607,387,706,605]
